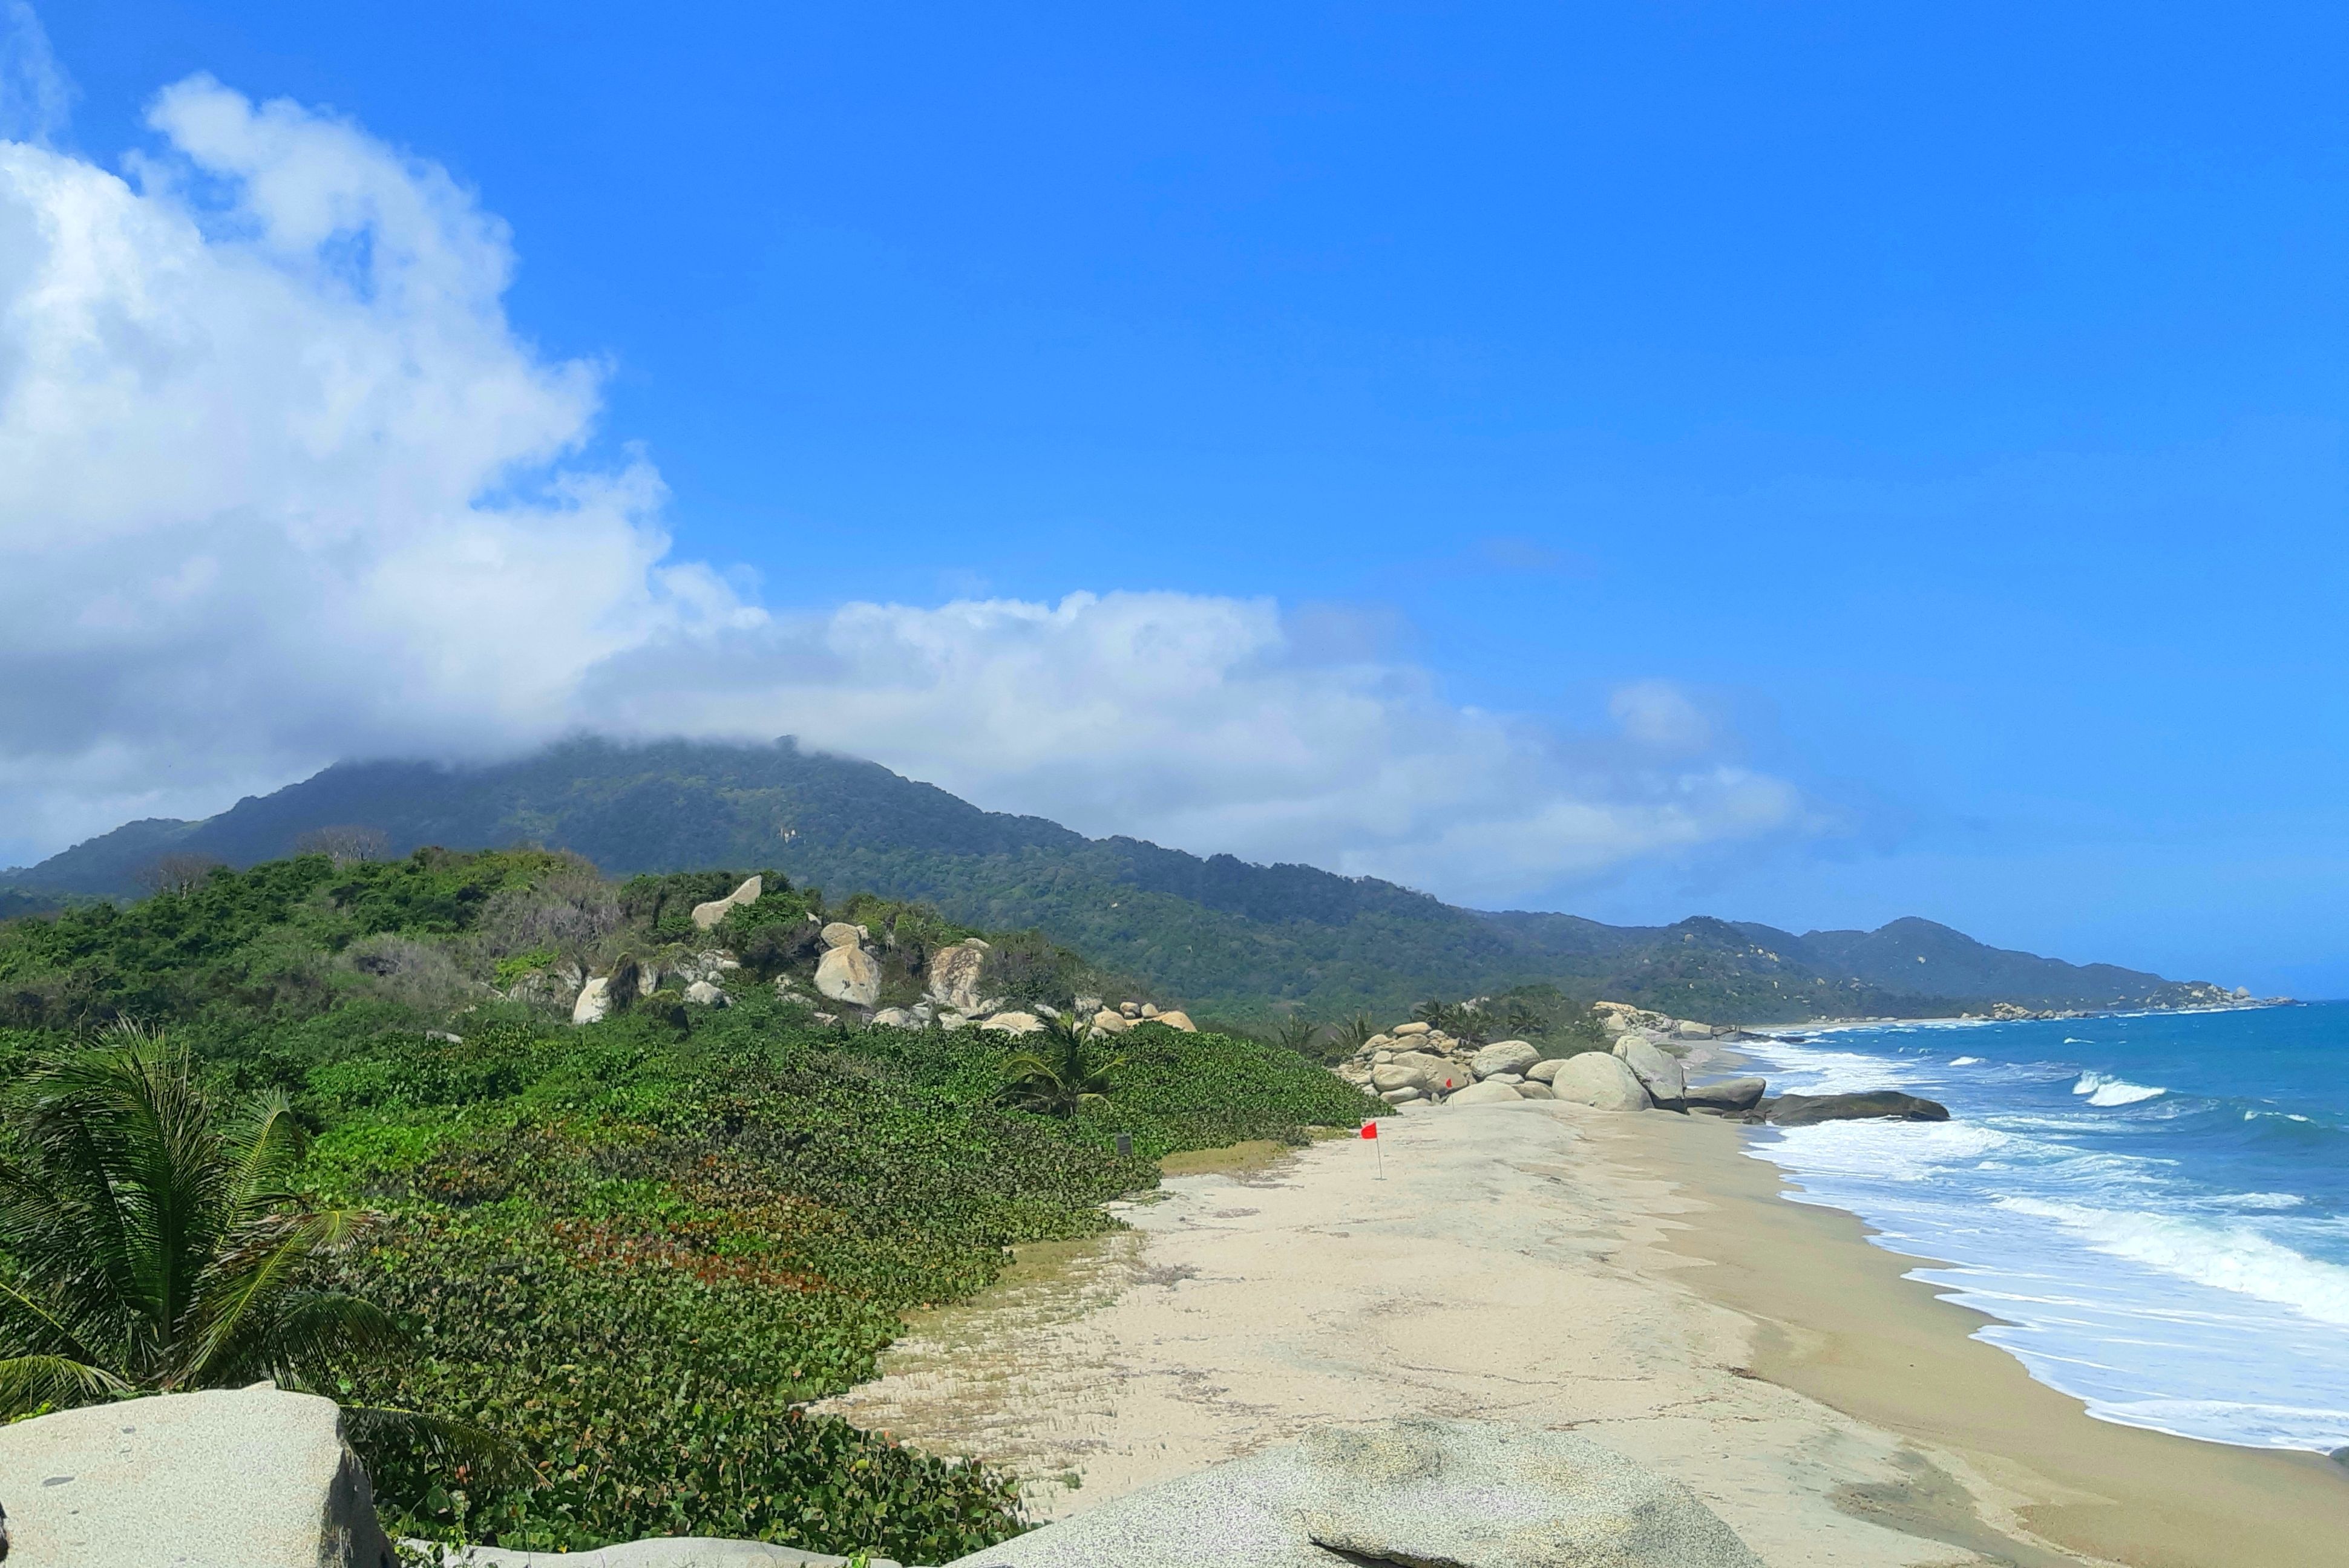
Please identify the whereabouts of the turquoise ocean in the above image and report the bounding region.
[1738,1001,2349,1453]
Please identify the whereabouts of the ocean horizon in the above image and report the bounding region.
[1739,1001,2349,1454]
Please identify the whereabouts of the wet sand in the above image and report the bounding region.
[1614,1108,2349,1567]
[817,1101,2349,1566]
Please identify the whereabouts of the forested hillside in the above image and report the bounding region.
[4,737,2229,1022]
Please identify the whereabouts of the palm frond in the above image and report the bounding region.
[0,1353,131,1419]
[344,1402,534,1488]
[179,1210,382,1387]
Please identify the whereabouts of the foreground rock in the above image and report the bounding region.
[941,1417,1761,1567]
[1547,1051,1653,1111]
[1754,1090,1950,1126]
[0,1385,398,1567]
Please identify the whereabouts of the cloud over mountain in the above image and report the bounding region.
[0,71,1815,898]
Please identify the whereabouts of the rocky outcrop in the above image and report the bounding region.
[684,979,730,1008]
[1546,1052,1653,1111]
[1090,1008,1132,1035]
[940,1417,1761,1566]
[690,875,762,931]
[1755,1091,1950,1126]
[928,940,990,1013]
[819,921,864,950]
[571,975,612,1026]
[0,1385,398,1567]
[1152,1009,1198,1033]
[814,944,882,1007]
[1682,1075,1766,1112]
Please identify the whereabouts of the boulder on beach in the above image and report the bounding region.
[1446,1079,1526,1106]
[1525,1057,1568,1083]
[1472,1039,1541,1079]
[0,1385,398,1568]
[1515,1080,1556,1099]
[1755,1091,1950,1126]
[1548,1052,1653,1112]
[939,1417,1762,1567]
[1614,1036,1688,1104]
[1683,1076,1766,1112]
[814,944,882,1007]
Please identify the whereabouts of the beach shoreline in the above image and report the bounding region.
[1611,1109,2349,1567]
[818,1102,2349,1566]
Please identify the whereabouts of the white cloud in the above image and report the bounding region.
[0,68,1816,900]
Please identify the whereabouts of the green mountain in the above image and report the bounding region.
[2,737,2230,1022]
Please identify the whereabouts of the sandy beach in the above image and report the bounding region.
[817,1100,2349,1567]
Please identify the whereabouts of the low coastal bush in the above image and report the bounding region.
[0,852,1373,1561]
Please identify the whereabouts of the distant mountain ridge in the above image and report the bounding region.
[1,737,2233,1023]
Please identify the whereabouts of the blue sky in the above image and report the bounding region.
[11,3,2349,994]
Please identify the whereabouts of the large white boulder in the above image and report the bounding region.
[1525,1058,1568,1083]
[928,941,989,1012]
[1615,1036,1688,1103]
[1090,1008,1132,1036]
[1152,1009,1198,1032]
[980,1011,1044,1035]
[0,1385,398,1567]
[940,1417,1760,1567]
[819,921,864,950]
[690,875,762,931]
[684,979,730,1008]
[1391,1021,1431,1037]
[1548,1052,1653,1111]
[1471,1039,1541,1079]
[814,944,882,1007]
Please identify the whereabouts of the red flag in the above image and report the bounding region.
[1360,1120,1378,1140]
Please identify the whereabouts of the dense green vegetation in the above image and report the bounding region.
[1,738,2225,1024]
[0,850,1373,1561]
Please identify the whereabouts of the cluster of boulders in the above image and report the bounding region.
[1331,1003,1767,1116]
[539,878,1205,1039]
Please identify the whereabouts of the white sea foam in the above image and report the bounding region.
[1995,1197,2349,1328]
[2072,1071,2166,1107]
[1950,1055,1982,1066]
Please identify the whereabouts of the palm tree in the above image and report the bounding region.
[1271,1017,1324,1059]
[0,1025,404,1416]
[998,1014,1121,1119]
